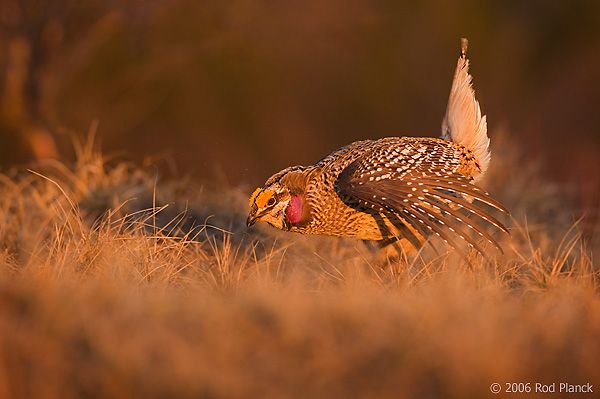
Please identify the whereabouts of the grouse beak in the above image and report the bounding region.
[246,213,259,227]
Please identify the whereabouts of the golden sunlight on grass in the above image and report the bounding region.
[0,136,598,398]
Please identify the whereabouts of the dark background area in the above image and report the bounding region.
[1,0,598,196]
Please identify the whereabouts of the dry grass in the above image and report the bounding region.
[0,134,598,399]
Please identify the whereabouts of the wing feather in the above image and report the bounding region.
[337,141,509,259]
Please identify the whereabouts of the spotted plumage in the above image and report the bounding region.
[247,39,509,259]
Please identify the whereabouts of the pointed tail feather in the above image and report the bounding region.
[441,38,490,182]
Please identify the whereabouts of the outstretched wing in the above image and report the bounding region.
[336,139,509,260]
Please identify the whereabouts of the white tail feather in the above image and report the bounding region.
[441,38,490,182]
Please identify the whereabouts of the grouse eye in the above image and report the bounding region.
[267,197,276,207]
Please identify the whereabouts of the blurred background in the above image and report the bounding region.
[1,0,598,194]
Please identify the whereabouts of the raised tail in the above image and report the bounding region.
[441,38,490,182]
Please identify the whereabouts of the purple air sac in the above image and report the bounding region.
[286,195,303,224]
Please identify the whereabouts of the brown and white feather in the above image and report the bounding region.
[441,38,490,182]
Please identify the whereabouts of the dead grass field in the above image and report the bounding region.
[0,134,598,399]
